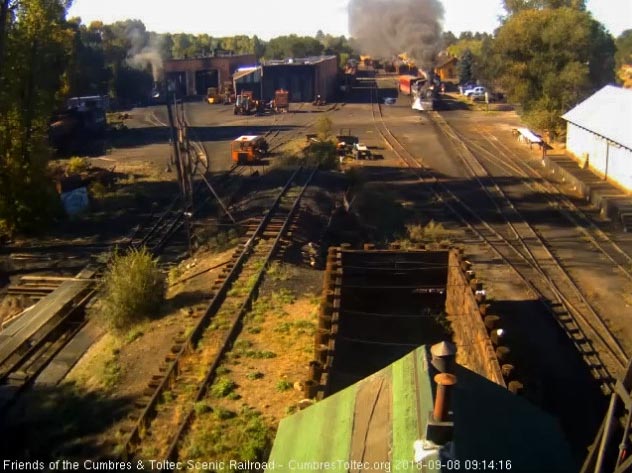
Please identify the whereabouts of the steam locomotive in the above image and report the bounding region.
[398,71,440,111]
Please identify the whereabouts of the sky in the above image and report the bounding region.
[67,0,631,39]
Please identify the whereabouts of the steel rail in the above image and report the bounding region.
[468,129,632,282]
[368,83,625,391]
[159,166,318,469]
[118,166,317,461]
[427,111,628,370]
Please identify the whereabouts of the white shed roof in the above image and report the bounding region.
[562,85,632,150]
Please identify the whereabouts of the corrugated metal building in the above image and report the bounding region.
[232,66,262,98]
[562,85,632,191]
[263,55,338,103]
[232,56,339,102]
[266,346,575,473]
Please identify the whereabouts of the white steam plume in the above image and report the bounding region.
[126,27,164,81]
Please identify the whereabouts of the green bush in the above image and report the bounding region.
[89,181,108,199]
[66,157,91,175]
[100,247,166,330]
[406,221,452,244]
[211,377,237,398]
[247,371,264,380]
[244,350,277,359]
[275,380,293,392]
[215,407,237,420]
[0,219,11,241]
[237,408,272,461]
[303,140,339,170]
[0,157,60,236]
[194,402,212,415]
[316,116,333,141]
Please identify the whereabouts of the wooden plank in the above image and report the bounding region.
[0,268,96,364]
[8,285,58,292]
[349,374,391,473]
[35,320,104,386]
[19,276,80,282]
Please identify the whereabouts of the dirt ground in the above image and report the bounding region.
[3,86,630,465]
[0,109,178,292]
[66,247,236,396]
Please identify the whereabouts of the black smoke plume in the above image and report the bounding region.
[348,0,444,70]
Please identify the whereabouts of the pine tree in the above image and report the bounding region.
[457,49,475,84]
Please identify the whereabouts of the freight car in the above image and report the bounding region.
[272,89,289,113]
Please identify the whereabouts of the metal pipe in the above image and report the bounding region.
[616,403,632,468]
[595,393,618,473]
[433,373,457,422]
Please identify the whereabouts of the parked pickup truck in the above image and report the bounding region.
[464,86,487,99]
[353,143,371,160]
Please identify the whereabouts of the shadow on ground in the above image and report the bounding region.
[1,382,133,461]
[492,298,607,463]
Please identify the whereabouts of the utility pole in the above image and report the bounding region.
[166,92,193,255]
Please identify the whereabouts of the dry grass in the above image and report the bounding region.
[0,295,31,326]
[621,291,632,307]
[65,333,123,392]
[179,291,318,463]
[64,247,238,454]
[401,220,460,248]
[274,138,306,157]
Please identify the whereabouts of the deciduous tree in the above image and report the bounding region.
[0,0,73,235]
[616,30,632,69]
[265,35,324,59]
[493,7,614,137]
[503,0,585,15]
[615,30,632,87]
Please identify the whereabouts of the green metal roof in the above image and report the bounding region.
[267,346,575,473]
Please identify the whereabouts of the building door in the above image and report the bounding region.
[195,69,219,96]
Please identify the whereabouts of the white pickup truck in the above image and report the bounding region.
[463,86,486,99]
[353,143,371,160]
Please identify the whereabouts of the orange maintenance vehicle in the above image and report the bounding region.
[231,135,269,164]
[272,89,289,113]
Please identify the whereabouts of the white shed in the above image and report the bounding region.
[562,85,632,191]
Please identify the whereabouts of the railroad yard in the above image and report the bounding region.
[1,67,632,471]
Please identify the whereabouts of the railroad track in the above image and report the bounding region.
[466,128,632,282]
[0,267,97,413]
[128,163,245,255]
[0,109,249,414]
[0,98,326,418]
[368,83,627,393]
[263,102,303,150]
[116,166,317,463]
